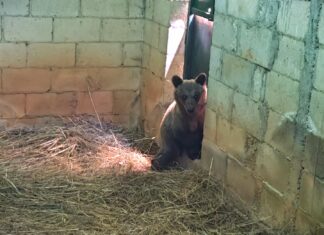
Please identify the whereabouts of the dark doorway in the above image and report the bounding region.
[184,0,215,81]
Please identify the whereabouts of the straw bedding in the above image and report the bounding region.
[0,117,289,234]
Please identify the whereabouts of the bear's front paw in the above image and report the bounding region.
[187,151,201,160]
[151,158,162,171]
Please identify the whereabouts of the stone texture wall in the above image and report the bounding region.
[200,0,324,233]
[1,0,323,233]
[0,0,144,127]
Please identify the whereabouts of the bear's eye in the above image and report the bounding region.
[182,95,187,100]
[193,94,199,101]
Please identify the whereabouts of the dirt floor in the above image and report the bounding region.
[0,117,291,234]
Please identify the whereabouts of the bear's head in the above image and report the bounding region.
[172,73,207,117]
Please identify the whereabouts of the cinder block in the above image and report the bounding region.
[142,44,150,69]
[76,91,113,115]
[277,0,310,40]
[312,177,324,222]
[310,90,324,137]
[0,0,29,16]
[232,92,261,138]
[208,46,222,81]
[26,92,77,116]
[95,68,141,91]
[256,144,291,194]
[216,116,247,160]
[28,43,75,67]
[226,156,257,205]
[206,79,234,120]
[161,76,173,103]
[145,0,154,20]
[123,43,142,66]
[2,68,51,93]
[200,139,227,181]
[259,183,293,227]
[257,1,279,27]
[203,108,217,143]
[76,43,122,67]
[265,71,299,114]
[153,0,171,26]
[141,70,163,117]
[222,53,255,95]
[142,81,164,135]
[51,68,89,92]
[299,170,315,214]
[142,103,164,137]
[54,18,100,42]
[129,0,144,18]
[314,48,324,92]
[159,25,169,53]
[304,133,324,177]
[102,19,144,42]
[273,36,305,81]
[319,7,324,45]
[81,0,128,17]
[148,47,166,77]
[144,20,159,48]
[0,94,25,118]
[31,0,79,16]
[251,66,266,102]
[239,23,277,69]
[213,14,237,52]
[0,43,26,67]
[228,0,259,22]
[215,0,227,14]
[113,91,138,115]
[265,110,296,158]
[4,17,52,42]
[51,68,141,92]
[129,95,141,127]
[315,147,324,180]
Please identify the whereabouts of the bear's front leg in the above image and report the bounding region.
[186,149,201,160]
[151,147,180,171]
[185,143,202,160]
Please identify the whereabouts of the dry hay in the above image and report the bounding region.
[0,117,290,234]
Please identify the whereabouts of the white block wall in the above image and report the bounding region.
[202,0,324,233]
[0,0,144,127]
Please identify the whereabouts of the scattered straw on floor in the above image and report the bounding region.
[0,117,289,234]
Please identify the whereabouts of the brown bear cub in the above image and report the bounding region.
[151,73,207,170]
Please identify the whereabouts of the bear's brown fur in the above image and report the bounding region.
[151,73,207,170]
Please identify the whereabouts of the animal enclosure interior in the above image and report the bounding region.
[0,0,324,234]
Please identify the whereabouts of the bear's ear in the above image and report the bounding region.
[195,73,207,86]
[172,75,183,88]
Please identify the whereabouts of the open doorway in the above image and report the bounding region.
[184,0,215,81]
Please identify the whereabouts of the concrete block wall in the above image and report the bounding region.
[0,0,144,127]
[0,0,323,233]
[201,0,324,233]
[141,0,189,136]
